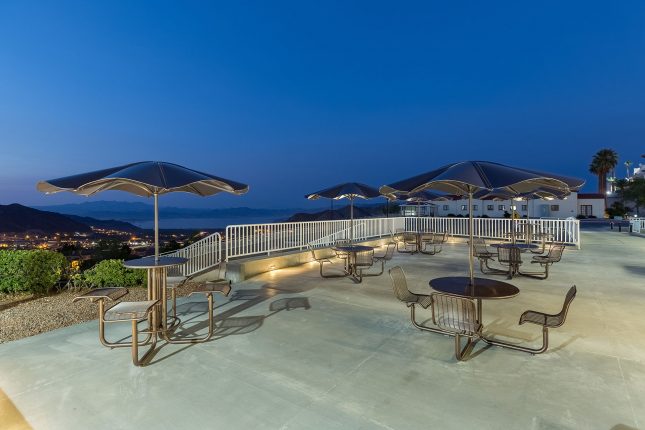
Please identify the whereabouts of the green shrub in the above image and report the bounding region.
[0,250,68,294]
[81,259,146,289]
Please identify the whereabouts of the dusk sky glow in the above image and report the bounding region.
[1,1,644,208]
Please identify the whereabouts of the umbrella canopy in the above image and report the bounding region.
[380,160,584,196]
[305,182,381,201]
[380,161,584,285]
[37,161,248,260]
[305,182,380,242]
[390,190,446,203]
[37,161,248,197]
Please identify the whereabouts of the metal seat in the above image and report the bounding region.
[421,231,447,255]
[103,300,159,366]
[430,293,481,361]
[471,238,497,274]
[389,266,448,335]
[309,245,336,278]
[372,242,396,275]
[73,287,153,349]
[496,246,522,278]
[397,232,418,253]
[485,286,576,355]
[164,281,232,344]
[354,249,375,283]
[167,262,227,319]
[334,239,351,261]
[521,244,565,279]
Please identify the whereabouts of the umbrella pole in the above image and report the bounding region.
[350,197,354,243]
[468,192,474,285]
[154,193,159,261]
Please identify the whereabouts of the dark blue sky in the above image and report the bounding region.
[1,1,644,208]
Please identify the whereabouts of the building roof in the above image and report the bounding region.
[577,193,605,199]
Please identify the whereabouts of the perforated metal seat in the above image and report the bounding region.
[431,293,481,361]
[520,285,576,329]
[397,232,418,253]
[102,299,159,366]
[388,266,449,337]
[372,242,396,275]
[484,286,577,355]
[309,245,335,278]
[421,231,447,255]
[73,287,153,351]
[104,300,158,322]
[520,244,566,279]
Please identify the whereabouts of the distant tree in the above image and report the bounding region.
[58,242,80,256]
[624,177,645,216]
[605,202,631,219]
[160,239,182,253]
[93,239,132,261]
[589,149,619,194]
[615,178,629,205]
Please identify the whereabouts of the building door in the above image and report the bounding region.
[580,205,593,216]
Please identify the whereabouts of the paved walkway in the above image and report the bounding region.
[1,231,643,429]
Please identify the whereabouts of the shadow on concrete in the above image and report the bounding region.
[148,285,312,364]
[623,265,645,276]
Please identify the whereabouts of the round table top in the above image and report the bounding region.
[429,276,520,299]
[123,256,188,269]
[491,243,539,250]
[332,245,374,253]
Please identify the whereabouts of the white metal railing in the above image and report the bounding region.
[224,216,580,261]
[225,218,404,260]
[406,217,580,248]
[630,218,645,233]
[163,232,222,277]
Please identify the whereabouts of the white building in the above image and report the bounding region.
[405,192,605,218]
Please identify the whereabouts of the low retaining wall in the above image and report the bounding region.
[223,238,392,282]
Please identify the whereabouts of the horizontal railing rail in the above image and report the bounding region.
[224,216,580,261]
[163,232,222,277]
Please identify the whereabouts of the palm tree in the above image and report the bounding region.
[589,149,619,194]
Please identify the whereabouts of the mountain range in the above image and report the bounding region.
[34,201,312,221]
[0,204,141,234]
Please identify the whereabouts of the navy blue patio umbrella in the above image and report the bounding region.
[37,161,248,260]
[305,182,381,242]
[380,161,584,284]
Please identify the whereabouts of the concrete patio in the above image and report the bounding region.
[1,230,643,430]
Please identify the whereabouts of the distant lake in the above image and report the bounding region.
[132,216,284,230]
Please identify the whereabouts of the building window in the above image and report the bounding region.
[487,204,494,211]
[473,205,478,211]
[461,205,467,211]
[521,205,527,211]
[443,205,449,211]
[580,205,593,216]
[498,205,505,210]
[550,205,560,211]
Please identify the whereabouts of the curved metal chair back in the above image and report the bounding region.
[403,233,417,243]
[471,238,489,257]
[498,247,522,265]
[381,243,396,261]
[308,246,325,262]
[388,266,418,303]
[435,232,448,244]
[520,285,577,328]
[430,293,479,334]
[552,285,577,327]
[546,244,565,262]
[355,249,374,267]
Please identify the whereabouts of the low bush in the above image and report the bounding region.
[80,259,146,289]
[0,250,68,294]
